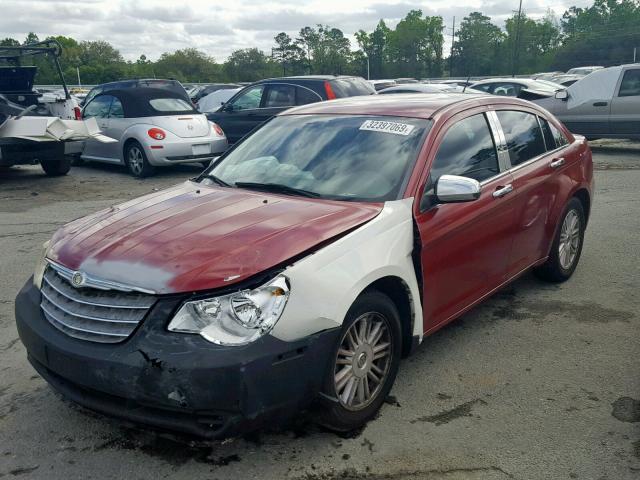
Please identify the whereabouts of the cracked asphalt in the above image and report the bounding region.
[1,143,639,480]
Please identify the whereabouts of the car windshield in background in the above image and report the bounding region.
[330,78,376,96]
[206,115,430,202]
[149,97,194,112]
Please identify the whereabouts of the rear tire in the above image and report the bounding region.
[41,157,71,176]
[534,197,585,282]
[125,141,155,178]
[317,291,402,433]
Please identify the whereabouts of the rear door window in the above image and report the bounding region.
[550,122,569,148]
[496,110,547,166]
[618,69,640,97]
[492,83,520,96]
[263,84,296,108]
[538,117,569,150]
[430,113,500,183]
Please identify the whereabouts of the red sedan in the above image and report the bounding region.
[16,93,593,437]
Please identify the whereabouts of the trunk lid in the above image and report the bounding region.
[152,114,210,138]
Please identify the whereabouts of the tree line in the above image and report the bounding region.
[1,0,638,85]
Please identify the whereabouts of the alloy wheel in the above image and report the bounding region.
[128,146,144,176]
[559,209,581,270]
[334,312,392,411]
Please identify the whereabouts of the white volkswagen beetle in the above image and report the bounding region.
[81,87,228,177]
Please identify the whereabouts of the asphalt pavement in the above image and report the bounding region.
[0,145,638,480]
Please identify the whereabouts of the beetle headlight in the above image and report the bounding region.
[168,276,290,346]
[33,240,50,289]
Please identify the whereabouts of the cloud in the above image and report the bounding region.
[0,0,584,61]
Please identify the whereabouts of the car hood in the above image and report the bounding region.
[47,181,382,294]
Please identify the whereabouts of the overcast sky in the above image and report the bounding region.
[3,0,595,61]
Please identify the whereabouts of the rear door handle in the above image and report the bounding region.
[550,157,565,168]
[593,101,608,107]
[493,184,513,198]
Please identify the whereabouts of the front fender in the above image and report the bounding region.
[271,198,423,343]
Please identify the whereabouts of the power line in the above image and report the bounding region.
[512,0,524,76]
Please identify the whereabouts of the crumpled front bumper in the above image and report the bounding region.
[15,278,340,438]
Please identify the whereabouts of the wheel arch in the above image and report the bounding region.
[360,275,416,358]
[572,187,591,225]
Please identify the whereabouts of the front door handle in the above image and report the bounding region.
[593,101,608,107]
[493,184,513,198]
[550,157,566,168]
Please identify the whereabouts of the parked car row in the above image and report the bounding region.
[71,62,639,178]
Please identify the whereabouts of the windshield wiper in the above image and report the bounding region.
[234,182,320,198]
[203,173,231,187]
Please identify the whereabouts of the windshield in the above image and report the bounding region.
[205,115,430,202]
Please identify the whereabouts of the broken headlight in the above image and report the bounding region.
[167,276,290,346]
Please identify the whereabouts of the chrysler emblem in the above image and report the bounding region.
[71,271,85,288]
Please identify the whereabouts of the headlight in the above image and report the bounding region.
[33,240,50,289]
[168,276,290,346]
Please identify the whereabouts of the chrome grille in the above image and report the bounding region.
[40,266,156,343]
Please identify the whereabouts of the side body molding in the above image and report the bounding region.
[271,198,423,344]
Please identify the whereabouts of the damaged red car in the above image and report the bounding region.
[15,94,593,438]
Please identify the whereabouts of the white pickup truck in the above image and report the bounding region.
[0,40,86,176]
[534,64,640,140]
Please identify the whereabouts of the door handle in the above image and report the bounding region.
[593,101,608,107]
[493,184,513,198]
[550,157,565,168]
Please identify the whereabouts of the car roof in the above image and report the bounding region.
[94,88,196,117]
[255,75,358,83]
[280,93,519,119]
[472,78,535,84]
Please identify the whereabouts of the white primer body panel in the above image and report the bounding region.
[271,198,423,342]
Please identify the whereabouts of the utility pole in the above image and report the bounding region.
[634,47,637,63]
[512,0,523,77]
[449,16,456,77]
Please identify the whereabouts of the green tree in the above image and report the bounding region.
[385,10,444,78]
[223,48,279,81]
[503,11,561,74]
[154,48,220,82]
[0,38,20,47]
[272,32,305,75]
[555,0,640,69]
[452,12,504,76]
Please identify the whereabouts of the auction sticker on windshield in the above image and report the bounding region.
[359,120,415,136]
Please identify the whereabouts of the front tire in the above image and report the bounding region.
[125,141,155,178]
[534,197,585,282]
[317,291,402,433]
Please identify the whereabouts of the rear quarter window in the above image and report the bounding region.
[329,78,375,97]
[296,86,321,105]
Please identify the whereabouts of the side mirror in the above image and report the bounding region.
[555,90,568,101]
[221,103,234,112]
[435,175,481,203]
